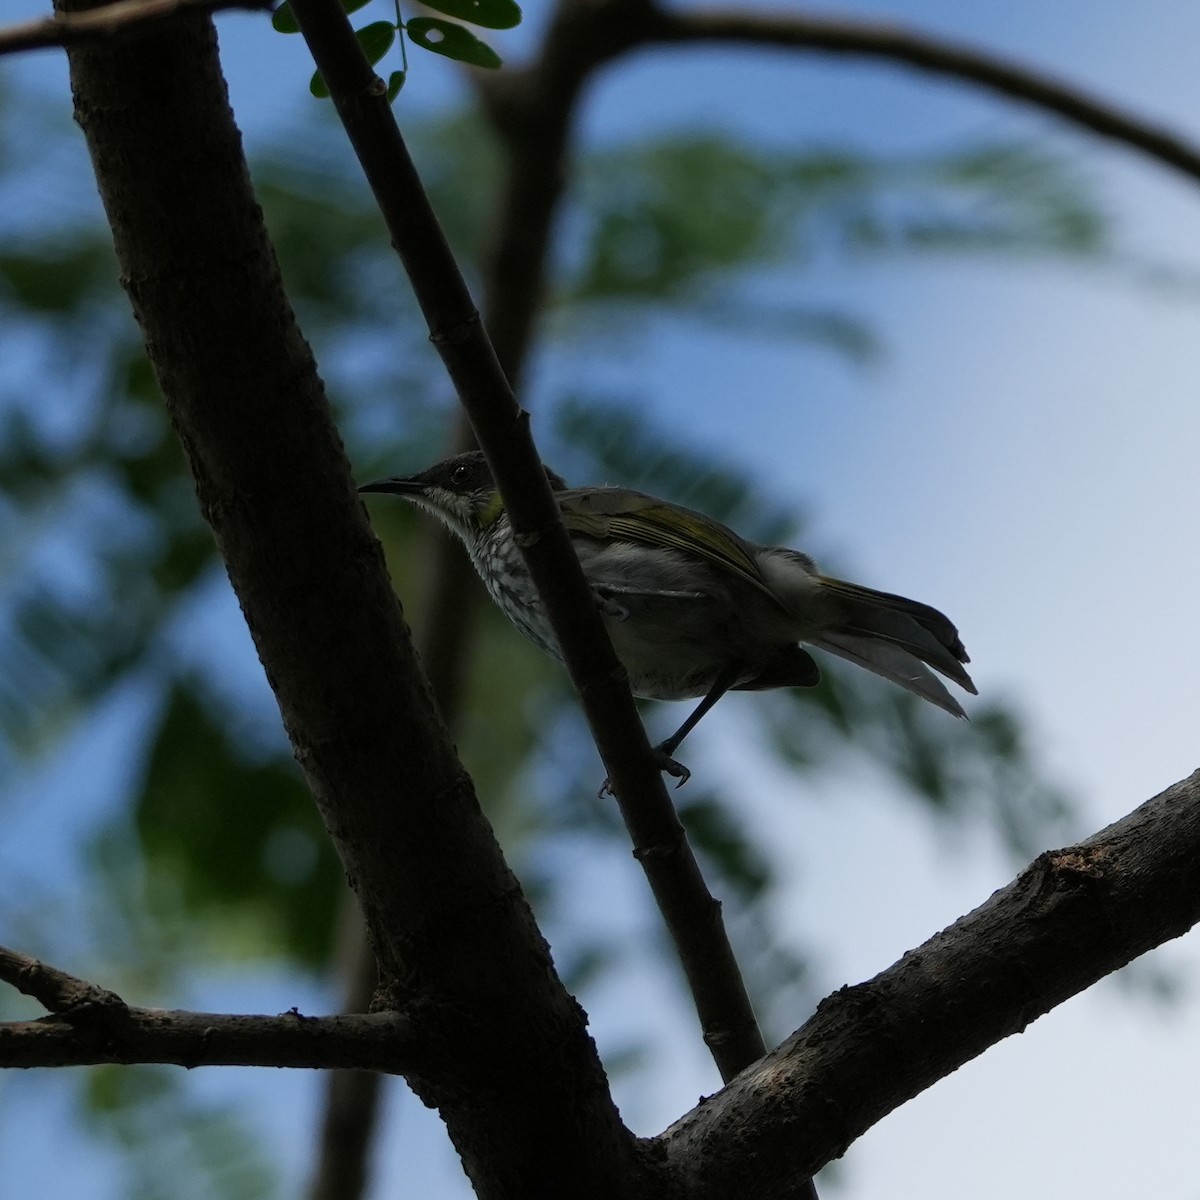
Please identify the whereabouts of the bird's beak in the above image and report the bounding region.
[357,476,426,496]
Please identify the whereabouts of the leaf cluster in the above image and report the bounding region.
[271,0,520,101]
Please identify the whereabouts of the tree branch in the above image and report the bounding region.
[58,4,651,1196]
[645,7,1200,187]
[0,943,126,1015]
[479,0,1200,204]
[658,769,1200,1198]
[287,0,770,1086]
[0,1009,417,1071]
[0,943,420,1072]
[0,0,267,57]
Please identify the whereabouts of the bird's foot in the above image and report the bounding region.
[598,745,691,797]
[656,747,691,788]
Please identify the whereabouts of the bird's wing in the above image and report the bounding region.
[558,487,779,602]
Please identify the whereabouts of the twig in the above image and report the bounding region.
[658,770,1200,1198]
[285,0,769,1085]
[0,0,269,58]
[0,943,125,1015]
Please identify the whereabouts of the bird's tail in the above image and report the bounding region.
[807,577,977,718]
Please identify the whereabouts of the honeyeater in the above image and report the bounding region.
[359,451,975,783]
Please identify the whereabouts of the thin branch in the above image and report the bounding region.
[0,943,126,1015]
[0,0,268,57]
[658,769,1200,1199]
[286,0,769,1086]
[0,943,420,1071]
[644,7,1200,187]
[479,0,1200,207]
[1,1009,418,1071]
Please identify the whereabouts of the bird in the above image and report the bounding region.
[359,451,975,785]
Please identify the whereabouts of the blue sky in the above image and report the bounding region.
[3,0,1200,1197]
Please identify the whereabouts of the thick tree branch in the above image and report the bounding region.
[658,770,1200,1198]
[58,5,650,1197]
[287,0,769,1085]
[10,762,1200,1197]
[0,0,266,57]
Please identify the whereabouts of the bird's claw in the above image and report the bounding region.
[656,748,691,787]
[598,746,691,797]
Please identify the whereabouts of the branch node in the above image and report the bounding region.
[633,833,686,862]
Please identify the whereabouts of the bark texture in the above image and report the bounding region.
[660,770,1200,1198]
[58,7,651,1197]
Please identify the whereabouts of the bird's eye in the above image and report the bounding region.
[451,463,470,485]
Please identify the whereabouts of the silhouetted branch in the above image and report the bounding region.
[658,770,1200,1198]
[644,7,1200,187]
[0,1009,417,1071]
[286,0,770,1086]
[0,944,418,1071]
[0,0,267,57]
[8,766,1200,1198]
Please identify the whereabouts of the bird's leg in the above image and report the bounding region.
[600,662,743,796]
[654,661,743,780]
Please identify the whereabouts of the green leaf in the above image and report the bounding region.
[386,69,407,101]
[564,135,1109,317]
[419,0,521,30]
[137,686,342,966]
[343,0,374,12]
[356,20,397,66]
[405,17,502,68]
[309,68,330,98]
[270,0,300,31]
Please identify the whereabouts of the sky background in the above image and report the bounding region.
[3,0,1200,1197]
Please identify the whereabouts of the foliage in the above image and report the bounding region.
[560,134,1104,360]
[271,0,520,100]
[0,88,1110,1189]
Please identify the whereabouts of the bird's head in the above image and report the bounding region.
[358,451,566,544]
